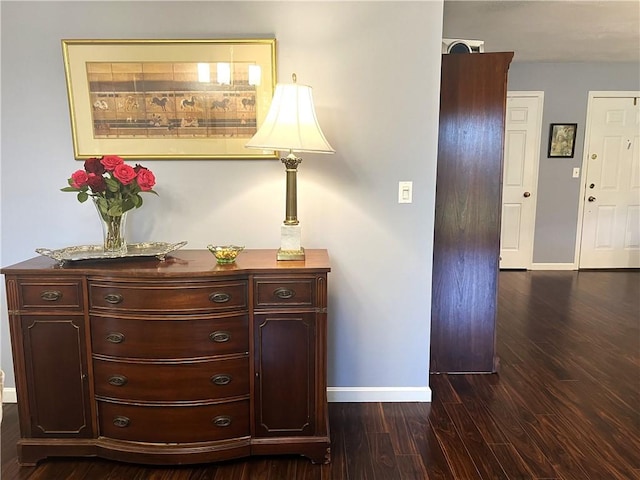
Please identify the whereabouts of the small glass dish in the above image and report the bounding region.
[207,245,244,264]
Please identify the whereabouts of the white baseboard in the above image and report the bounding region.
[530,262,576,271]
[2,386,433,404]
[327,386,431,403]
[2,387,17,403]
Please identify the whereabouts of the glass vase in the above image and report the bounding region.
[94,200,128,255]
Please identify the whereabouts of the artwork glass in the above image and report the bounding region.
[548,123,577,158]
[63,39,277,159]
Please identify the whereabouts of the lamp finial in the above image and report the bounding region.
[292,73,297,83]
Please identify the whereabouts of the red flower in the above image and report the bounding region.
[84,157,105,175]
[136,167,156,191]
[101,155,124,171]
[62,155,157,214]
[86,173,107,193]
[70,170,89,188]
[113,164,137,185]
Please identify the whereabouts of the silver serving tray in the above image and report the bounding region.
[36,241,188,265]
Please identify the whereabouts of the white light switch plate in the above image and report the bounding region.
[398,181,412,203]
[572,167,580,178]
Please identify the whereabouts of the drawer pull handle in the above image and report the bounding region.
[104,293,124,304]
[209,292,231,303]
[209,331,231,343]
[108,375,128,387]
[40,290,62,302]
[274,287,295,300]
[106,332,125,344]
[212,415,232,428]
[113,416,130,428]
[211,374,232,386]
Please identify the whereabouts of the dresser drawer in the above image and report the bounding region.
[89,280,247,314]
[254,277,315,308]
[98,399,249,443]
[94,356,249,402]
[17,279,83,311]
[91,313,248,359]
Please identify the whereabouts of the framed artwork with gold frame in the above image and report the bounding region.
[62,39,277,160]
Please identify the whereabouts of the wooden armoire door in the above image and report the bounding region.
[430,52,514,374]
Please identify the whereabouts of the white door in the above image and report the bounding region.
[579,95,640,268]
[500,92,543,269]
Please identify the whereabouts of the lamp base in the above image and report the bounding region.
[278,224,305,261]
[277,247,305,261]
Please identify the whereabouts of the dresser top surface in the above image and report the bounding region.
[1,249,330,277]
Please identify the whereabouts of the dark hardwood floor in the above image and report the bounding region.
[1,270,639,479]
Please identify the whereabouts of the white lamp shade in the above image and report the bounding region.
[246,82,335,154]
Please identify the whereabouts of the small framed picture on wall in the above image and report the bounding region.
[548,123,578,158]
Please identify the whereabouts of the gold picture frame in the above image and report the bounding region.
[62,39,277,160]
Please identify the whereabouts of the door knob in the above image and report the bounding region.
[588,196,596,202]
[589,183,595,189]
[523,192,531,198]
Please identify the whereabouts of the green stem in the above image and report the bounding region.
[104,216,125,251]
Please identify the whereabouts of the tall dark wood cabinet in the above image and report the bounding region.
[430,52,514,374]
[2,249,330,466]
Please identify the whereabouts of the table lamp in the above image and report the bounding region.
[245,73,334,260]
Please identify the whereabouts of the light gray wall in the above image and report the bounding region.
[507,62,640,264]
[0,1,443,398]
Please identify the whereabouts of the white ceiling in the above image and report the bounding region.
[443,0,640,62]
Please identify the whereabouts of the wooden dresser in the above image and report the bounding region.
[1,249,330,466]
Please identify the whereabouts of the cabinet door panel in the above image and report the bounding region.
[254,313,316,436]
[21,315,93,438]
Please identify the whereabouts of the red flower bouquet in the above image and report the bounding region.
[62,155,158,253]
[63,155,157,214]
